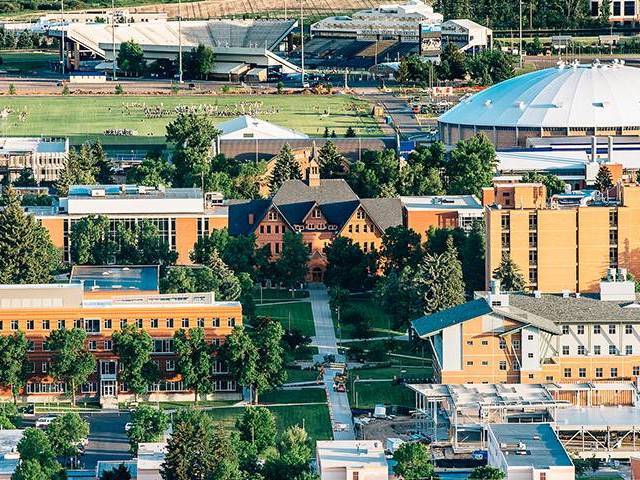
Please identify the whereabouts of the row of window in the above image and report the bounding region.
[23,337,223,352]
[347,223,374,234]
[562,324,634,335]
[563,366,632,379]
[466,359,519,370]
[29,358,227,376]
[1,317,237,332]
[562,344,635,355]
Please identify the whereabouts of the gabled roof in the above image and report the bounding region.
[217,115,309,140]
[226,199,271,235]
[412,298,492,338]
[360,198,404,232]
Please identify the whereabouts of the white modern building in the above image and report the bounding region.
[440,19,492,52]
[0,137,69,184]
[487,423,575,480]
[310,0,442,43]
[401,195,483,232]
[216,115,309,141]
[439,60,640,148]
[316,440,389,480]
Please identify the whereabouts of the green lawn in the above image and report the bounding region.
[256,301,315,337]
[348,365,432,408]
[260,387,325,404]
[350,365,432,381]
[1,51,57,74]
[0,95,380,141]
[286,368,321,384]
[335,296,404,339]
[207,403,332,445]
[253,288,309,304]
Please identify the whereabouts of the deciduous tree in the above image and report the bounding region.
[127,405,169,454]
[113,325,158,401]
[173,328,213,404]
[46,412,89,461]
[393,442,434,480]
[48,328,96,406]
[0,332,29,404]
[235,406,276,454]
[182,44,215,80]
[117,40,146,76]
[380,226,423,273]
[446,134,497,197]
[263,426,313,480]
[275,231,308,293]
[324,236,376,290]
[469,465,506,479]
[126,156,175,187]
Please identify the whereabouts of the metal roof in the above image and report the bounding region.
[412,298,492,337]
[439,62,640,129]
[70,265,159,293]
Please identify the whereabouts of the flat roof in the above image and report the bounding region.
[137,442,166,471]
[70,265,159,293]
[555,406,640,428]
[489,423,573,469]
[316,441,387,469]
[0,430,23,475]
[497,147,640,173]
[68,185,202,200]
[400,195,483,211]
[0,137,67,154]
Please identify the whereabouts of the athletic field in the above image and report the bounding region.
[0,94,380,142]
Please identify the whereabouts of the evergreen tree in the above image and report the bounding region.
[492,253,526,291]
[112,325,158,401]
[318,140,347,177]
[70,215,118,265]
[0,331,30,404]
[461,220,486,294]
[56,143,101,196]
[599,0,612,24]
[100,464,133,480]
[595,165,614,195]
[91,141,114,184]
[206,249,242,301]
[269,144,302,194]
[48,328,96,406]
[417,236,465,314]
[0,187,60,283]
[345,126,356,138]
[173,328,213,404]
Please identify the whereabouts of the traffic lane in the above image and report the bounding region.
[82,412,132,469]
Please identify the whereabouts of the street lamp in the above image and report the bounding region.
[178,0,183,83]
[60,0,65,76]
[112,0,117,81]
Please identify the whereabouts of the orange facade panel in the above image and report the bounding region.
[536,210,577,292]
[174,217,198,264]
[577,207,610,293]
[405,210,459,240]
[40,218,64,250]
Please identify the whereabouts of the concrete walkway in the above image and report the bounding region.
[308,285,355,440]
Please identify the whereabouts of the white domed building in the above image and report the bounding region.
[438,60,640,148]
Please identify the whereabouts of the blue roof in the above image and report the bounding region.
[97,460,138,479]
[70,265,159,293]
[489,423,573,469]
[412,298,492,338]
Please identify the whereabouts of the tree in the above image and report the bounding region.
[46,412,89,461]
[438,43,467,80]
[161,409,239,480]
[91,141,114,184]
[380,226,423,273]
[173,328,213,404]
[127,405,169,454]
[599,0,611,24]
[595,165,614,195]
[396,54,433,86]
[100,464,133,480]
[235,406,276,454]
[16,428,62,480]
[206,249,242,301]
[13,168,37,187]
[12,459,49,480]
[56,142,104,196]
[324,236,375,291]
[70,215,117,265]
[465,49,516,85]
[461,220,486,294]
[375,266,424,330]
[166,113,220,188]
[346,149,399,198]
[117,40,146,76]
[399,162,445,196]
[263,426,313,480]
[317,141,347,177]
[492,253,526,291]
[0,331,29,404]
[183,44,215,80]
[48,328,96,406]
[275,231,308,293]
[126,156,175,187]
[521,171,566,196]
[446,133,497,197]
[393,442,434,480]
[417,236,465,314]
[0,187,60,284]
[345,126,356,138]
[112,325,158,401]
[269,144,302,194]
[469,465,506,479]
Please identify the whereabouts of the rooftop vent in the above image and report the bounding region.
[484,100,492,107]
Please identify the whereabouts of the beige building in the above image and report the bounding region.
[0,137,68,184]
[316,441,389,480]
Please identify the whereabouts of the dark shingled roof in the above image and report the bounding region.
[509,293,640,323]
[412,299,493,338]
[227,199,270,235]
[360,198,404,232]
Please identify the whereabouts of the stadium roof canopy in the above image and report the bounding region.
[439,61,640,129]
[217,116,309,140]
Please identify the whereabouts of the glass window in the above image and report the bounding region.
[499,361,507,371]
[577,325,584,335]
[609,345,617,355]
[579,368,586,378]
[594,325,601,334]
[563,368,571,378]
[562,346,569,355]
[594,345,601,355]
[562,325,569,335]
[626,325,633,335]
[609,324,617,335]
[596,367,603,377]
[611,367,618,378]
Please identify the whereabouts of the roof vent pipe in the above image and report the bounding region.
[608,135,614,164]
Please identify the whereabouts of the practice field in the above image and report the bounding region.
[0,94,380,141]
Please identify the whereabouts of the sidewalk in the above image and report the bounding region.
[308,285,355,440]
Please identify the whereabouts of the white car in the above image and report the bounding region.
[124,422,133,432]
[35,416,56,429]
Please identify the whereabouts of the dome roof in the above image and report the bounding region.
[439,61,640,129]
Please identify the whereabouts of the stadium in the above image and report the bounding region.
[438,60,640,148]
[49,18,300,77]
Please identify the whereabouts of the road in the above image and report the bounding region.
[308,285,355,441]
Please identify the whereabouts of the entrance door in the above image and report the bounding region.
[101,380,116,397]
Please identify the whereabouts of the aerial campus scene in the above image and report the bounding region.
[4,0,640,479]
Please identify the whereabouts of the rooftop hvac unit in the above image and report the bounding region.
[90,189,105,197]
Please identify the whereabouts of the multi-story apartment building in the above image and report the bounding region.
[36,185,227,264]
[0,277,242,405]
[229,176,403,281]
[413,275,640,385]
[485,182,640,293]
[0,137,68,184]
[402,195,483,239]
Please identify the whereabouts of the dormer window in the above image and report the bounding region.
[356,210,365,220]
[313,209,321,219]
[268,211,277,221]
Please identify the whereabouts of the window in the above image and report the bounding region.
[540,473,547,480]
[527,353,534,358]
[577,325,584,335]
[353,472,359,480]
[212,318,220,327]
[594,325,601,334]
[104,340,112,351]
[42,341,50,352]
[481,361,489,366]
[266,225,271,234]
[594,345,601,355]
[153,339,174,353]
[528,232,537,249]
[609,345,617,355]
[211,338,221,347]
[596,367,603,378]
[610,209,618,227]
[313,208,321,219]
[499,338,506,349]
[103,319,112,329]
[528,213,537,230]
[136,319,143,329]
[578,345,586,355]
[527,334,534,341]
[166,360,175,371]
[562,325,569,335]
[42,320,50,330]
[466,361,474,366]
[501,213,510,230]
[42,362,48,373]
[579,368,586,378]
[563,368,572,378]
[181,318,190,328]
[85,319,100,333]
[120,319,127,329]
[627,345,634,355]
[611,367,619,378]
[626,325,633,335]
[499,361,507,371]
[166,318,174,328]
[528,249,537,265]
[609,324,617,335]
[268,211,277,221]
[356,210,365,220]
[88,340,97,351]
[57,319,65,330]
[197,318,205,328]
[150,318,159,329]
[27,341,34,352]
[228,318,236,327]
[562,346,569,355]
[481,340,488,346]
[26,320,34,330]
[512,340,520,350]
[634,366,640,376]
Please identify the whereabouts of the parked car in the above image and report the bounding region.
[35,416,56,429]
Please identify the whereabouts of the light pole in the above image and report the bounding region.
[112,0,117,80]
[518,0,523,69]
[300,0,305,87]
[178,0,183,83]
[60,0,65,75]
